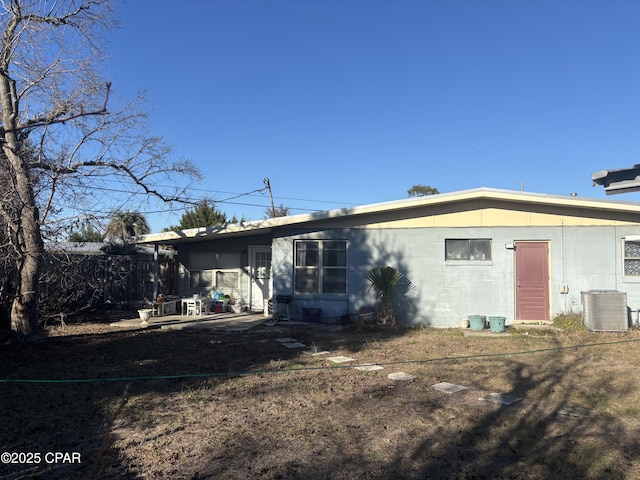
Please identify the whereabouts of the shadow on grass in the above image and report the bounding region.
[313,335,640,479]
[0,326,294,478]
[0,319,413,478]
[2,326,640,478]
[191,333,640,479]
[382,346,634,479]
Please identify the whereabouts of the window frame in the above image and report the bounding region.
[623,239,640,277]
[294,240,347,295]
[445,238,492,261]
[189,252,241,288]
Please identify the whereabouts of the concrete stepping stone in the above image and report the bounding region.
[302,350,330,356]
[276,337,298,343]
[387,372,416,381]
[327,355,356,364]
[432,382,468,394]
[281,341,306,348]
[557,405,591,418]
[479,393,521,405]
[354,363,384,372]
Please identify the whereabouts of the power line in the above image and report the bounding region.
[94,178,359,207]
[51,179,358,225]
[62,185,345,218]
[55,198,323,222]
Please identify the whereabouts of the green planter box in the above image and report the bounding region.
[489,316,506,333]
[468,315,486,331]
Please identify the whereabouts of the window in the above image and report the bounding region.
[190,252,215,271]
[294,240,347,294]
[190,270,213,288]
[254,250,272,279]
[624,240,640,276]
[445,239,492,261]
[216,271,239,289]
[189,252,240,288]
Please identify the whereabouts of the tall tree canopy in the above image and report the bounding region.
[0,0,199,339]
[68,221,105,243]
[407,185,440,197]
[166,200,229,231]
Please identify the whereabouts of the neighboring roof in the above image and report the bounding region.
[49,241,175,257]
[592,164,640,195]
[136,187,640,246]
[48,242,106,255]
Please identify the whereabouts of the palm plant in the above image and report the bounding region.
[104,211,150,244]
[366,266,415,326]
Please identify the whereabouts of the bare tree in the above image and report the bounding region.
[0,1,200,340]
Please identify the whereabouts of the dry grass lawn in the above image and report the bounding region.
[2,312,640,479]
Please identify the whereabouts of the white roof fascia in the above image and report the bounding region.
[136,187,640,244]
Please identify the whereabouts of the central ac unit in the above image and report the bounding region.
[581,290,628,332]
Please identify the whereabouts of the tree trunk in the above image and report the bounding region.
[8,204,43,338]
[378,297,396,326]
[0,49,43,339]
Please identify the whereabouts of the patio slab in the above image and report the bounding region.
[109,311,267,332]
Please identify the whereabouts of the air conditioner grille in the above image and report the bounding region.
[581,290,628,332]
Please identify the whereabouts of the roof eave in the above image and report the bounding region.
[136,187,640,245]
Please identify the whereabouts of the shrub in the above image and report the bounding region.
[553,311,587,332]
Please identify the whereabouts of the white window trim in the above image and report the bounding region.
[445,238,492,262]
[294,240,347,295]
[623,238,640,278]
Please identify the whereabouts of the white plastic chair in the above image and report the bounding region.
[185,299,199,315]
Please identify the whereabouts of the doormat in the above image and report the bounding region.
[478,393,521,405]
[387,372,417,381]
[432,382,468,394]
[327,355,356,363]
[353,363,384,372]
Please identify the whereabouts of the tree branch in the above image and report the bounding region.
[0,82,110,135]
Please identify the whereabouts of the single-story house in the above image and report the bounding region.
[137,188,640,327]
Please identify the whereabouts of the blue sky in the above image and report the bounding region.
[108,1,640,232]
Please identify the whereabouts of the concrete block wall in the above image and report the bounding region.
[272,225,640,327]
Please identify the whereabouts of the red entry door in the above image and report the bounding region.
[515,242,550,321]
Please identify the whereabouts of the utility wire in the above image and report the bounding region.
[93,178,359,207]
